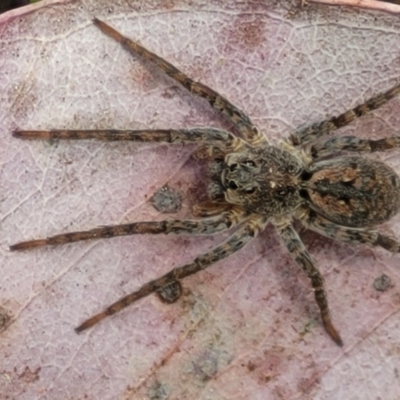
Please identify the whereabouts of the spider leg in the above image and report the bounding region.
[192,202,232,218]
[291,82,400,146]
[10,207,247,251]
[93,18,264,145]
[275,219,343,346]
[13,128,244,149]
[75,215,268,332]
[193,144,227,160]
[299,208,400,253]
[310,135,400,159]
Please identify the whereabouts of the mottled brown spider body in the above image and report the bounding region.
[209,144,400,225]
[10,18,400,347]
[305,157,400,227]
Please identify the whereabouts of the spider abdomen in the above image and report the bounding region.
[305,156,400,227]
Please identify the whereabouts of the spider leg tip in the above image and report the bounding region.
[9,243,25,251]
[92,17,104,27]
[74,326,84,334]
[75,320,92,333]
[10,239,47,251]
[324,320,344,347]
[12,130,43,139]
[332,334,344,347]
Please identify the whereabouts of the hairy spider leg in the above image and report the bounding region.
[275,220,343,346]
[300,209,400,253]
[10,207,247,251]
[92,18,264,145]
[13,128,242,149]
[75,215,268,332]
[292,82,400,146]
[310,135,400,159]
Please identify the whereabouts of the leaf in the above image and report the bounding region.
[310,0,400,14]
[1,1,400,399]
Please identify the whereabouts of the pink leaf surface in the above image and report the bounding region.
[1,1,400,399]
[310,0,400,14]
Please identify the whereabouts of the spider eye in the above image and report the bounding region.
[244,187,257,194]
[300,170,313,181]
[243,160,256,167]
[275,187,295,197]
[276,188,288,197]
[228,181,238,190]
[287,164,297,173]
[229,163,238,172]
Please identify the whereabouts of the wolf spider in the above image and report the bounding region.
[11,18,400,346]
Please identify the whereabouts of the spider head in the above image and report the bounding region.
[206,152,260,202]
[216,145,305,215]
[222,152,262,200]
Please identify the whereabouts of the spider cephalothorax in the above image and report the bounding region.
[207,145,305,215]
[10,18,400,347]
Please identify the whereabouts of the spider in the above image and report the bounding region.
[10,18,400,347]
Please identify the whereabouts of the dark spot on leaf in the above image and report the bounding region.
[148,381,170,400]
[373,274,391,292]
[150,185,183,214]
[156,280,182,304]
